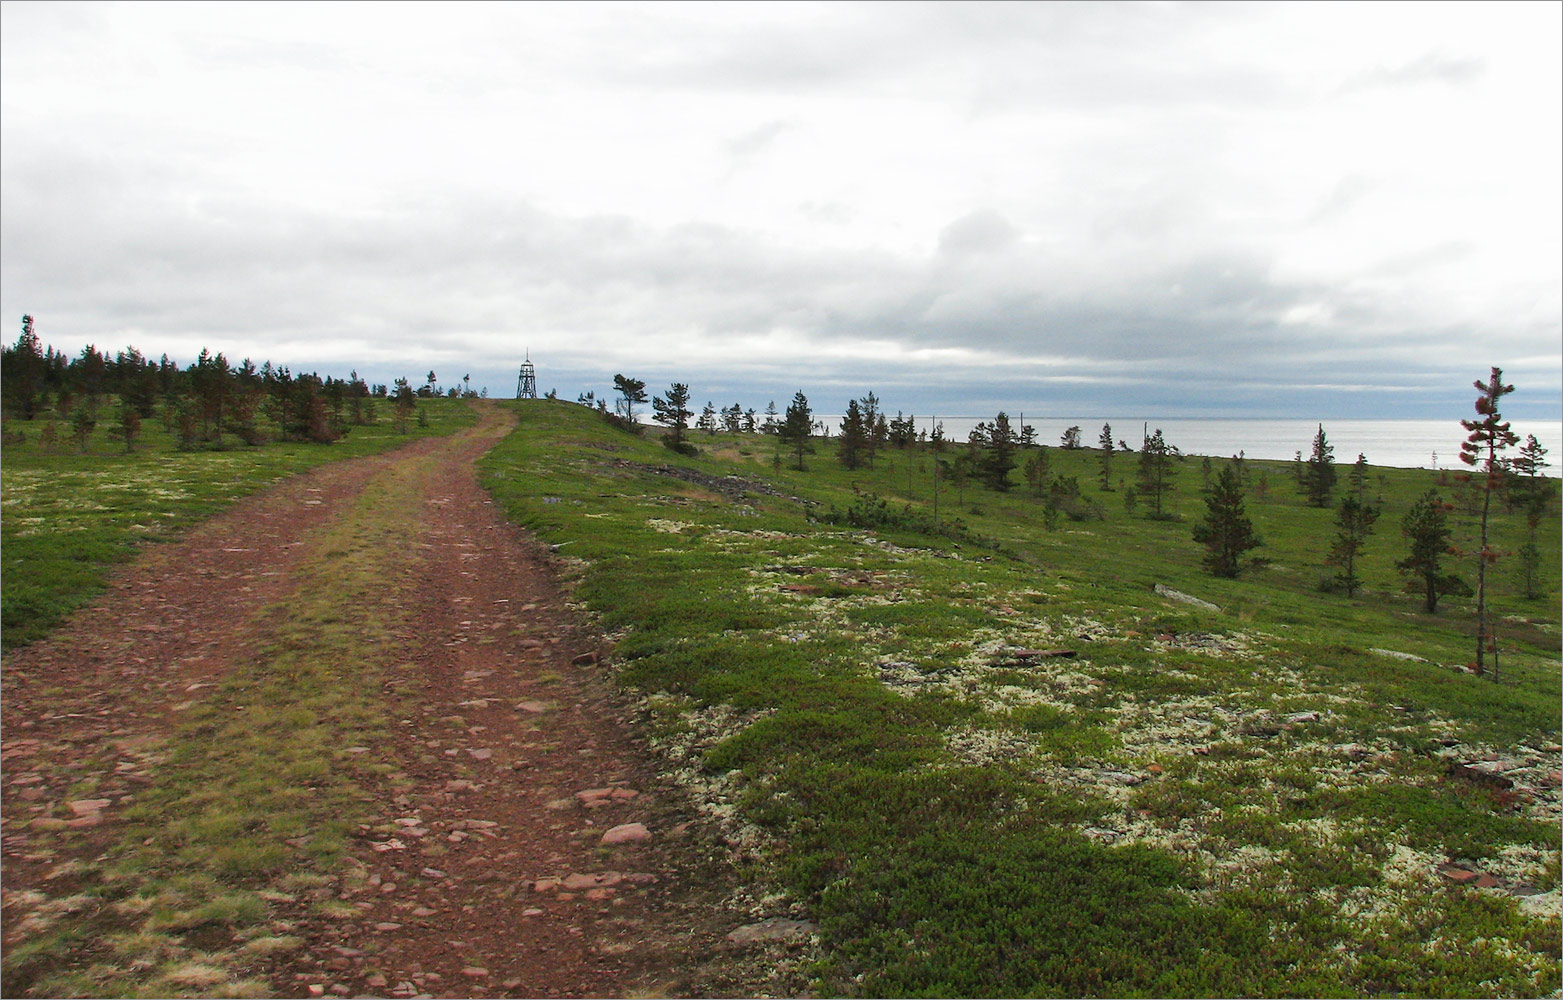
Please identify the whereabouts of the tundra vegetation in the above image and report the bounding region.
[3,336,1559,996]
[475,396,1559,998]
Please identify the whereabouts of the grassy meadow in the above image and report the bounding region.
[479,399,1561,997]
[0,398,476,649]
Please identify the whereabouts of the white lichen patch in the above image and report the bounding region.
[643,698,778,863]
[647,518,696,534]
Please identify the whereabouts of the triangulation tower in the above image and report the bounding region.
[516,353,537,399]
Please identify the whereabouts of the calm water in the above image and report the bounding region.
[824,416,1562,471]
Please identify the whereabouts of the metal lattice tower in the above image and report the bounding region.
[516,353,537,399]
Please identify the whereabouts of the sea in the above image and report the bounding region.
[819,416,1563,472]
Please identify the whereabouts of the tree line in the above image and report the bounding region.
[1,317,480,450]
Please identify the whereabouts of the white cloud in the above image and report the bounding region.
[1,1,1557,418]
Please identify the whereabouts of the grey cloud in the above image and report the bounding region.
[4,139,1557,420]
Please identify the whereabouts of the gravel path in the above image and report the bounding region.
[2,404,773,998]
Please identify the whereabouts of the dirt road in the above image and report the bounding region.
[1,404,779,998]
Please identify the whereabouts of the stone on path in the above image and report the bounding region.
[601,822,651,845]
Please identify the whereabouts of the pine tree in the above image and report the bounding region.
[860,392,881,466]
[1098,423,1114,490]
[113,396,141,453]
[1327,494,1380,597]
[1192,466,1261,577]
[1136,429,1176,518]
[1060,425,1082,449]
[779,392,814,470]
[1300,424,1336,507]
[1459,367,1519,676]
[612,374,647,426]
[979,412,1017,490]
[1348,453,1368,498]
[1397,489,1465,614]
[1511,434,1551,601]
[837,399,869,470]
[1023,448,1050,497]
[699,402,717,434]
[652,382,694,451]
[3,315,47,419]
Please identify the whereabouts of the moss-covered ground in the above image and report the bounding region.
[480,400,1560,998]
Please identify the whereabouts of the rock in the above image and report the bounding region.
[30,817,68,831]
[66,814,103,829]
[1369,648,1428,662]
[1284,711,1320,724]
[420,867,447,879]
[575,788,614,802]
[726,917,817,945]
[1439,865,1480,883]
[460,967,488,978]
[1447,762,1513,790]
[601,823,651,845]
[469,748,493,760]
[531,878,561,893]
[374,922,402,932]
[1153,584,1220,612]
[516,700,552,713]
[571,652,600,666]
[412,906,438,916]
[1010,649,1077,660]
[1097,770,1143,786]
[610,788,639,800]
[68,799,112,815]
[366,974,388,988]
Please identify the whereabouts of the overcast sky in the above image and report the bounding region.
[3,1,1559,419]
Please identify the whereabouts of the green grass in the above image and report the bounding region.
[1,398,475,648]
[480,400,1561,998]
